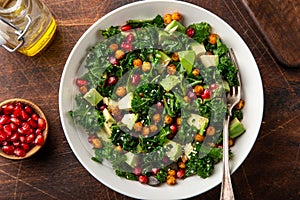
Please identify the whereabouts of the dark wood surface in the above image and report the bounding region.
[241,0,300,68]
[0,0,299,199]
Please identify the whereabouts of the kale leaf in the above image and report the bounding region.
[188,22,211,43]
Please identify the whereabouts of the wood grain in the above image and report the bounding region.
[0,0,299,199]
[242,0,300,68]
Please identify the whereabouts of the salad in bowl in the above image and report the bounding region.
[69,12,245,186]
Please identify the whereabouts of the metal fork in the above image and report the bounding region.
[220,48,241,200]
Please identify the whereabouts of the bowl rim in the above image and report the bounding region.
[0,98,49,160]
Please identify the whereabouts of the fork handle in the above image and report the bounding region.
[220,114,235,200]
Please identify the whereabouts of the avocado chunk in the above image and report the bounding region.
[229,117,246,138]
[118,92,133,110]
[158,30,169,45]
[125,151,139,168]
[178,50,195,74]
[102,108,115,124]
[200,55,219,68]
[164,20,186,33]
[83,88,103,106]
[156,50,171,67]
[190,42,206,57]
[160,75,181,92]
[121,113,137,130]
[164,140,182,161]
[187,114,209,135]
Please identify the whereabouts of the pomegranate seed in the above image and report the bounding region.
[88,134,96,143]
[10,123,17,132]
[14,148,26,157]
[31,113,39,121]
[133,166,142,176]
[35,135,44,146]
[151,168,160,175]
[13,141,20,147]
[187,91,196,99]
[176,169,185,179]
[170,124,178,134]
[37,118,46,131]
[10,133,19,142]
[121,24,132,32]
[156,102,164,110]
[125,33,135,43]
[17,128,26,135]
[24,105,33,115]
[0,124,2,130]
[35,129,42,136]
[26,133,35,144]
[19,136,26,143]
[0,115,10,125]
[201,89,212,99]
[22,122,31,133]
[2,145,14,155]
[11,117,21,126]
[21,143,30,152]
[121,42,132,51]
[131,74,140,86]
[138,175,148,184]
[99,105,107,111]
[210,83,218,90]
[3,124,12,135]
[2,104,14,115]
[186,27,195,37]
[20,110,29,121]
[76,79,87,87]
[12,105,22,117]
[109,56,119,66]
[107,76,118,86]
[27,118,38,129]
[0,130,7,141]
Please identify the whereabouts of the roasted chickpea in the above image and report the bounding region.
[114,145,122,151]
[193,85,204,96]
[171,12,182,21]
[208,33,219,45]
[79,85,88,94]
[194,134,205,142]
[176,117,181,126]
[206,126,216,136]
[168,169,176,176]
[152,113,161,123]
[134,122,143,132]
[115,49,125,60]
[164,14,172,24]
[183,96,190,103]
[109,43,118,51]
[229,138,234,147]
[150,124,158,133]
[133,58,142,68]
[235,99,245,110]
[181,155,188,163]
[167,64,177,75]
[142,127,150,136]
[178,161,186,169]
[142,61,152,72]
[115,86,126,97]
[192,68,200,77]
[91,138,102,149]
[166,175,176,185]
[164,115,173,125]
[171,52,179,62]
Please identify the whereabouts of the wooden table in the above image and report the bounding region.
[0,0,299,199]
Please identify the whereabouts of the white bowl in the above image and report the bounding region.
[59,1,264,199]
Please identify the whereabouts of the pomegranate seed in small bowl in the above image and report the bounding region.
[0,98,48,160]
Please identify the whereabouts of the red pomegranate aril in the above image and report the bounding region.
[76,79,87,87]
[21,143,31,152]
[35,135,44,146]
[186,27,195,37]
[125,33,135,43]
[19,135,26,143]
[0,130,7,141]
[177,169,185,179]
[2,104,14,115]
[14,148,26,157]
[187,91,196,99]
[109,56,119,66]
[24,105,33,115]
[2,145,14,155]
[133,166,142,176]
[0,124,2,130]
[10,133,19,142]
[131,74,140,86]
[20,110,29,121]
[151,168,160,175]
[201,89,212,99]
[11,117,21,126]
[27,118,38,129]
[210,83,218,90]
[121,42,132,51]
[17,127,25,135]
[3,124,12,135]
[31,113,39,121]
[156,102,164,110]
[107,76,118,86]
[22,122,31,133]
[37,118,46,131]
[170,124,178,134]
[13,141,20,147]
[12,105,22,117]
[138,175,148,184]
[120,24,132,32]
[35,129,42,136]
[10,123,17,132]
[26,133,35,144]
[0,115,10,125]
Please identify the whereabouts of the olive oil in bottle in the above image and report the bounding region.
[0,0,56,56]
